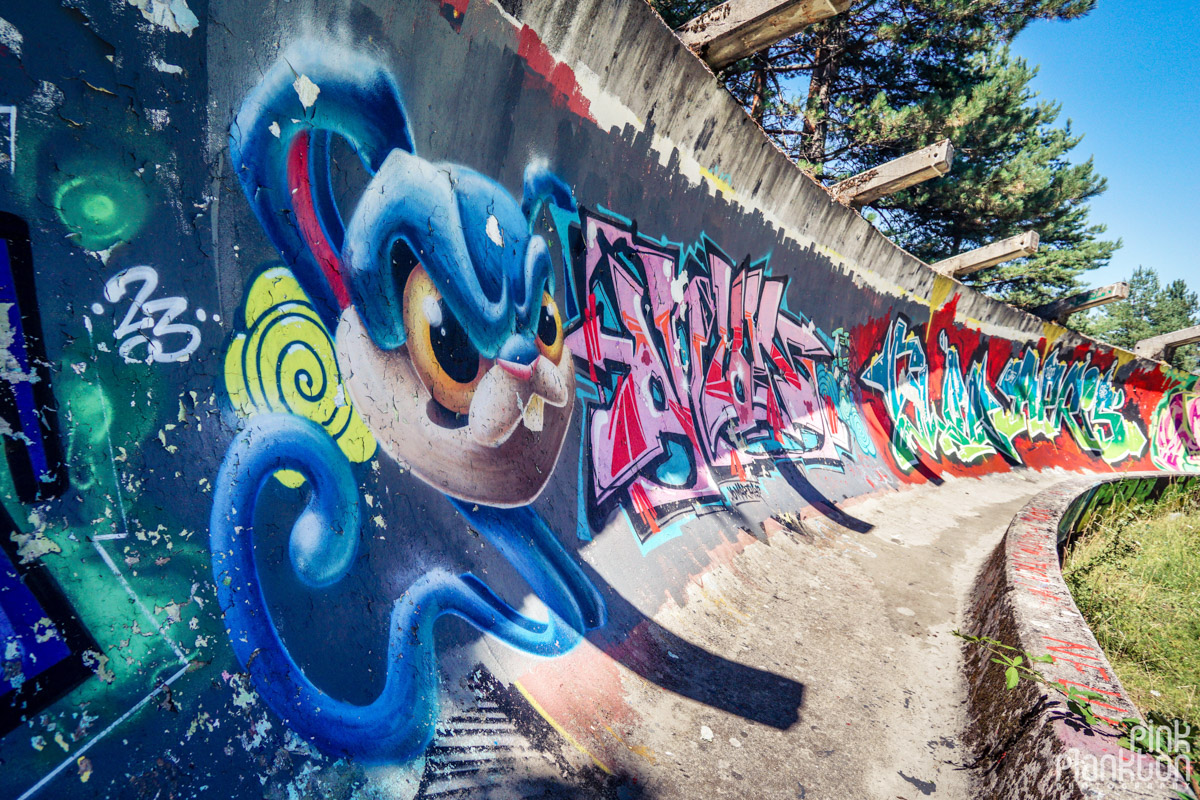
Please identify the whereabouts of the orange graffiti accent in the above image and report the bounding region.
[630,483,660,533]
[729,448,747,483]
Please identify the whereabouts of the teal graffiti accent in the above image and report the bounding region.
[1150,374,1200,471]
[52,162,151,252]
[861,316,1148,470]
[818,328,876,459]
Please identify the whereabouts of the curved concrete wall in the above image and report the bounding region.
[967,473,1198,800]
[0,0,1197,797]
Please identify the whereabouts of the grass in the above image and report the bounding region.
[1063,487,1200,726]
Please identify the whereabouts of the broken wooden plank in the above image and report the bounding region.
[1134,324,1200,362]
[676,0,850,71]
[1032,282,1129,324]
[831,140,954,208]
[932,231,1039,278]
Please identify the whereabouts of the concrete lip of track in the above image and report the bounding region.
[964,473,1196,800]
[590,468,1068,798]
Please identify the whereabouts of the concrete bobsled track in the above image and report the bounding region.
[1,1,1198,798]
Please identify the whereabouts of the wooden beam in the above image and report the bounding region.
[931,231,1039,278]
[676,0,850,71]
[1032,282,1129,324]
[831,140,954,208]
[1134,324,1200,361]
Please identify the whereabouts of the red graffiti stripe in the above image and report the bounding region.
[516,26,594,122]
[583,293,601,384]
[729,449,747,483]
[287,132,352,309]
[703,345,736,404]
[608,374,650,477]
[629,482,660,533]
[770,345,803,391]
[766,384,785,443]
[668,399,703,452]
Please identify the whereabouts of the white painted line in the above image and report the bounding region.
[92,540,188,665]
[14,663,190,800]
[0,105,14,173]
[105,435,131,537]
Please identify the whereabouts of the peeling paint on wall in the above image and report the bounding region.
[126,0,199,37]
[0,0,1196,798]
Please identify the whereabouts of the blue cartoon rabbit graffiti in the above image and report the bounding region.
[210,43,605,762]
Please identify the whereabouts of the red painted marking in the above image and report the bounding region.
[765,383,785,443]
[653,309,672,344]
[629,483,660,533]
[668,399,702,453]
[729,448,746,483]
[287,132,352,309]
[1017,584,1063,604]
[516,26,594,122]
[703,347,736,404]
[1054,656,1111,682]
[1042,636,1100,660]
[1056,679,1128,715]
[771,345,803,391]
[1057,679,1122,698]
[583,293,600,384]
[608,374,649,477]
[1013,560,1052,579]
[621,310,651,351]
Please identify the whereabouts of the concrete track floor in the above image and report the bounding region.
[607,469,1069,800]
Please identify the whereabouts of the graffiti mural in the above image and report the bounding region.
[224,265,376,487]
[211,42,605,763]
[561,209,874,546]
[90,265,204,365]
[0,213,68,503]
[1,0,1197,796]
[860,314,1148,471]
[1151,383,1200,471]
[0,504,98,738]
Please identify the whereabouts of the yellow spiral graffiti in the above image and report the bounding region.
[225,267,376,486]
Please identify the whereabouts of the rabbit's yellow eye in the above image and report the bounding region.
[403,265,486,414]
[536,291,563,364]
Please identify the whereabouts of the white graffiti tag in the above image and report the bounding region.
[97,266,201,363]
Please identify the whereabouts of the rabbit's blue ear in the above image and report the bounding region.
[521,162,576,226]
[230,42,414,329]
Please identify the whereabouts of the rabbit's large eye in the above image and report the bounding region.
[536,291,563,364]
[403,265,486,414]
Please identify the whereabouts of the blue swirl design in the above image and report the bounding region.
[216,40,601,764]
[211,414,605,762]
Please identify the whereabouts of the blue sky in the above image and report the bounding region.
[1010,0,1200,293]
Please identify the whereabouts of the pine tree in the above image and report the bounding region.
[1080,267,1200,372]
[651,0,1117,308]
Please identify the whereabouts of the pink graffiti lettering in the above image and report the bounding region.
[564,210,870,544]
[1151,389,1200,471]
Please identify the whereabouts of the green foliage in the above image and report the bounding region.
[1062,489,1200,731]
[954,631,1102,723]
[956,630,1200,797]
[1120,710,1200,800]
[648,0,1117,307]
[872,46,1116,307]
[1075,266,1200,372]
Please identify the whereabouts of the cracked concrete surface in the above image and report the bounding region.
[604,469,1071,799]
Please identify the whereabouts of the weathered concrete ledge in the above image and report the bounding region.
[964,473,1198,800]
